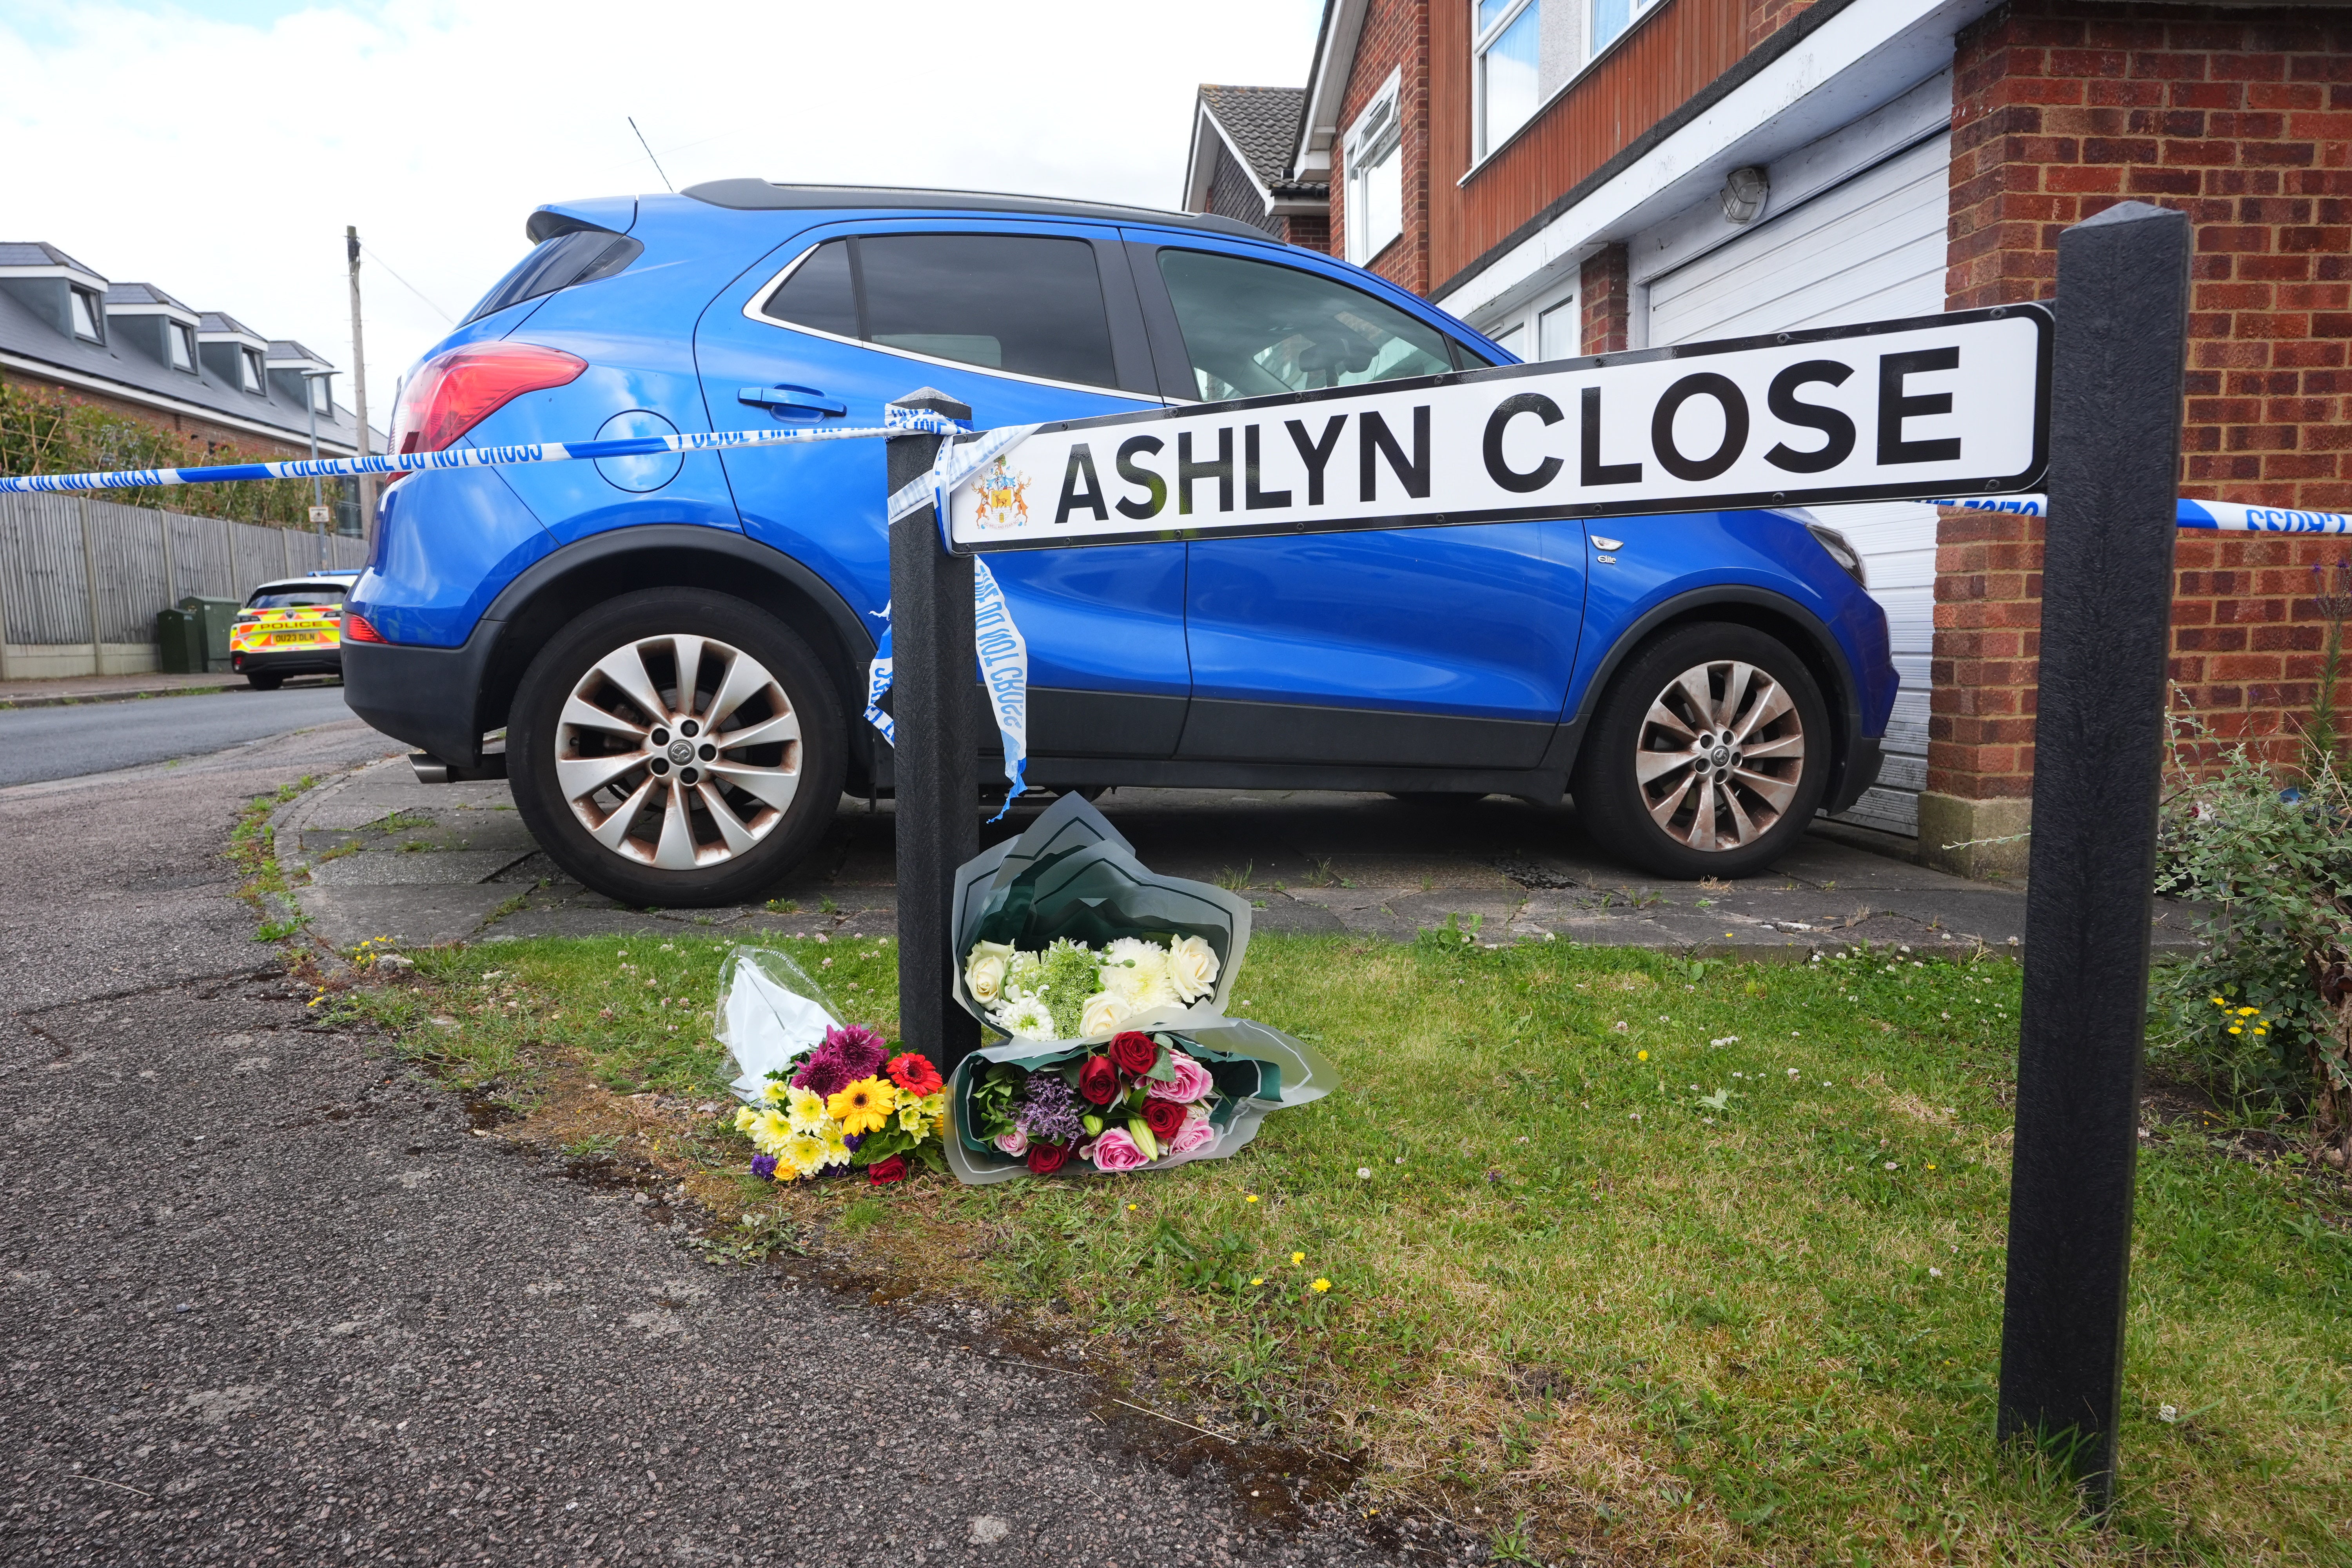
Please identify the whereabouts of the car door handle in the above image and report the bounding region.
[737,384,846,417]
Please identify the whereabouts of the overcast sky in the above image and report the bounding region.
[0,0,1323,432]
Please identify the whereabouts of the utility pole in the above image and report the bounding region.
[347,226,374,543]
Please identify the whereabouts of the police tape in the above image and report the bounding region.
[1934,495,2352,534]
[0,402,970,495]
[857,557,1029,824]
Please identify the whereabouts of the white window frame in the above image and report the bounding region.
[240,348,264,394]
[169,323,196,372]
[1588,0,1662,65]
[68,289,101,342]
[1472,0,1541,163]
[1343,69,1404,267]
[311,374,333,414]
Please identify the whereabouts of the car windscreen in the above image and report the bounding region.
[464,229,643,324]
[247,586,346,609]
[761,234,1118,388]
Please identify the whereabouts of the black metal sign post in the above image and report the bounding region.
[886,389,981,1076]
[1997,201,2192,1509]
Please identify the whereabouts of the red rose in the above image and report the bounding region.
[1111,1031,1158,1075]
[866,1155,908,1185]
[1140,1098,1186,1139]
[1077,1054,1120,1105]
[1027,1141,1070,1176]
[886,1051,943,1097]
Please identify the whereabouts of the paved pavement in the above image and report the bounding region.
[0,671,248,710]
[0,723,1454,1567]
[0,683,354,788]
[281,758,2203,960]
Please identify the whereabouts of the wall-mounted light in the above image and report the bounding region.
[1720,165,1769,225]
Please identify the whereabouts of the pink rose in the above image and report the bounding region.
[1167,1105,1219,1156]
[1147,1051,1216,1104]
[1085,1128,1152,1173]
[993,1126,1029,1157]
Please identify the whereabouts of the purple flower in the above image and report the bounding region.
[1016,1072,1085,1143]
[750,1154,778,1181]
[793,1025,891,1099]
[843,1132,864,1152]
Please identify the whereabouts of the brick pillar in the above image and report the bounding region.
[1924,0,2352,876]
[1580,244,1631,354]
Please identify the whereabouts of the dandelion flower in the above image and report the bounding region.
[1291,1251,1305,1265]
[1245,1194,1259,1203]
[1251,1277,1264,1286]
[1311,1278,1331,1293]
[1356,1167,1372,1180]
[1637,1050,1649,1061]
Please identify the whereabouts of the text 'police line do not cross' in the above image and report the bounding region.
[943,305,2051,552]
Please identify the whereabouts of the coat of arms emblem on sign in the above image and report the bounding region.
[971,457,1030,530]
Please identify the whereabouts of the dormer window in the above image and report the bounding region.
[169,323,196,371]
[240,348,264,393]
[310,374,332,414]
[69,288,102,342]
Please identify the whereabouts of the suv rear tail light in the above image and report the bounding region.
[343,612,387,644]
[385,342,586,477]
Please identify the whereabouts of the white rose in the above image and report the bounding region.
[964,941,1013,1005]
[1078,991,1127,1040]
[1167,935,1220,1003]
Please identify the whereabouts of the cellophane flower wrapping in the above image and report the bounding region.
[943,794,1337,1183]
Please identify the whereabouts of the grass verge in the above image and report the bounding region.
[342,931,2351,1566]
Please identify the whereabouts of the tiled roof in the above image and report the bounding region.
[0,250,382,453]
[104,281,195,312]
[0,241,102,274]
[1199,85,1323,195]
[266,339,328,364]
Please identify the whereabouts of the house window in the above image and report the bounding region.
[69,289,102,341]
[240,348,264,393]
[1590,0,1659,57]
[1489,321,1525,360]
[1474,0,1542,160]
[311,374,333,414]
[169,323,195,371]
[1343,73,1404,266]
[1537,297,1579,361]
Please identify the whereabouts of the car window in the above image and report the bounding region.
[465,229,642,325]
[760,234,1118,388]
[247,586,345,609]
[1155,248,1463,401]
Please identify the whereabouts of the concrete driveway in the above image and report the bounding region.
[282,761,2201,960]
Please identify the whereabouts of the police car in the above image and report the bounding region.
[231,570,358,690]
[344,184,1895,906]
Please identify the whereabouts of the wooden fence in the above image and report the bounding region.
[0,494,368,680]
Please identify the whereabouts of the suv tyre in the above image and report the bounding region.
[1572,622,1830,880]
[508,588,845,907]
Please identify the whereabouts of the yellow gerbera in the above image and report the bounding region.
[828,1076,895,1136]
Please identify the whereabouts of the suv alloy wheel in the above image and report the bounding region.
[1572,622,1831,879]
[508,588,845,906]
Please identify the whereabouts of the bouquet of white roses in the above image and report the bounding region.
[940,793,1336,1184]
[963,931,1220,1042]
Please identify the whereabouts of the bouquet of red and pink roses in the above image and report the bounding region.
[964,1029,1230,1176]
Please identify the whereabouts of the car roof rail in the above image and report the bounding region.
[678,179,1273,240]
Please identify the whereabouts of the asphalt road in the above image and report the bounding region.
[0,684,355,788]
[0,722,1439,1565]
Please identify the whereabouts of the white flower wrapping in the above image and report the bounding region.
[965,931,1220,1042]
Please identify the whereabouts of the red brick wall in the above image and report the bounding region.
[1580,244,1632,353]
[1280,213,1333,253]
[5,369,312,461]
[1745,0,1820,51]
[1934,0,2352,798]
[1330,0,1434,294]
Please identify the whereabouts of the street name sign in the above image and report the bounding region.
[947,305,2051,552]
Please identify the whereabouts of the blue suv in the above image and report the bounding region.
[344,181,1894,908]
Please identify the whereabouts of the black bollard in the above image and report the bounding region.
[886,390,982,1077]
[1996,201,2191,1509]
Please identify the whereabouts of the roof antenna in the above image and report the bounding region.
[628,116,675,192]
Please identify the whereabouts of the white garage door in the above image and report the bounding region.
[1645,132,1950,836]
